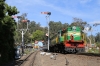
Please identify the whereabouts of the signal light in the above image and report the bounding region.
[17,16,22,18]
[22,20,27,22]
[12,16,17,18]
[21,20,30,22]
[41,12,48,14]
[41,12,51,15]
[27,20,30,22]
[47,12,51,15]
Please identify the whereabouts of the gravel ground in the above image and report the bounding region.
[3,51,100,66]
[34,51,100,66]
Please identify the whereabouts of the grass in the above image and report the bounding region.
[88,48,100,53]
[24,48,34,54]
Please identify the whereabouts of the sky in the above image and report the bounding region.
[6,0,100,35]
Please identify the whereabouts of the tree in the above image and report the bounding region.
[95,32,100,43]
[32,30,44,41]
[71,17,91,30]
[0,1,19,64]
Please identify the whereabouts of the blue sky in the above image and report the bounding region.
[6,0,100,35]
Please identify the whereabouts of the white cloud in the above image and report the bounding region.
[6,0,100,23]
[5,0,92,16]
[90,21,100,24]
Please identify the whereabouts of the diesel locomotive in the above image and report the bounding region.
[49,26,85,53]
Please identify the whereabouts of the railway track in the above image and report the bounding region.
[29,51,38,66]
[15,50,39,66]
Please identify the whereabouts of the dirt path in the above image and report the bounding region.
[34,52,100,66]
[4,51,100,66]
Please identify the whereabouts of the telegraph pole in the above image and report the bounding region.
[41,12,51,51]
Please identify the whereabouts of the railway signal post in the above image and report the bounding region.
[12,14,30,55]
[41,12,51,51]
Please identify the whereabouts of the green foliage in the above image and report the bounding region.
[0,0,19,65]
[71,17,90,30]
[0,1,100,64]
[88,48,99,53]
[32,30,44,41]
[96,42,100,47]
[49,21,69,40]
[14,31,21,44]
[95,32,100,43]
[5,4,19,16]
[0,0,5,18]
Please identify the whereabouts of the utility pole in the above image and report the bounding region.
[41,12,51,51]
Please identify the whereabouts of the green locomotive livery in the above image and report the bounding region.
[50,26,85,53]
